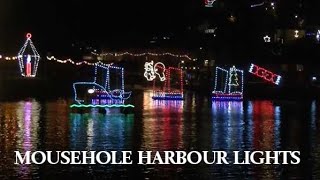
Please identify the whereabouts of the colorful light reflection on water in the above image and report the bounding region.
[0,92,319,179]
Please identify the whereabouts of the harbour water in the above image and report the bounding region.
[0,90,319,179]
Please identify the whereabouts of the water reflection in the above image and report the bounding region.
[70,111,134,151]
[44,99,69,150]
[0,92,319,179]
[212,101,244,150]
[16,100,40,179]
[311,101,320,178]
[141,91,184,150]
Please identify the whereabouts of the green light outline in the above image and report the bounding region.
[70,104,135,108]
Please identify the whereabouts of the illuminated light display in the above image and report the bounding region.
[264,35,271,42]
[317,30,320,42]
[229,66,239,87]
[144,61,166,81]
[72,63,133,109]
[212,66,244,101]
[17,33,40,77]
[249,63,282,85]
[152,66,184,100]
[205,0,216,7]
[92,52,194,61]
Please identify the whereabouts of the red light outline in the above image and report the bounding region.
[249,64,281,85]
[153,66,183,95]
[26,33,32,39]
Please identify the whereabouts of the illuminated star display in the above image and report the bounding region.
[264,35,271,43]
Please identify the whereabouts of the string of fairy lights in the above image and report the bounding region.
[91,51,195,61]
[46,51,195,68]
[46,56,99,66]
[0,55,18,60]
[2,51,194,62]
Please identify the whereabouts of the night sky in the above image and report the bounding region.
[0,0,199,54]
[1,0,320,55]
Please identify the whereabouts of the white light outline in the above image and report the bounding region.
[264,35,271,42]
[144,61,166,82]
[213,66,229,94]
[17,33,40,77]
[228,66,243,95]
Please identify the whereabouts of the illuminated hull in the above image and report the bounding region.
[70,104,134,108]
[212,92,243,101]
[72,82,133,109]
[70,94,134,114]
[152,93,184,100]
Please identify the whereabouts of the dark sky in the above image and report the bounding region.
[0,0,201,54]
[1,0,320,55]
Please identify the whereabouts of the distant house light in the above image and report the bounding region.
[204,60,209,66]
[204,28,217,34]
[297,64,303,71]
[316,30,320,41]
[294,30,299,38]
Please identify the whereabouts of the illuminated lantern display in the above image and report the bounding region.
[249,63,281,85]
[212,66,244,101]
[152,66,183,100]
[17,33,40,77]
[71,62,133,108]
